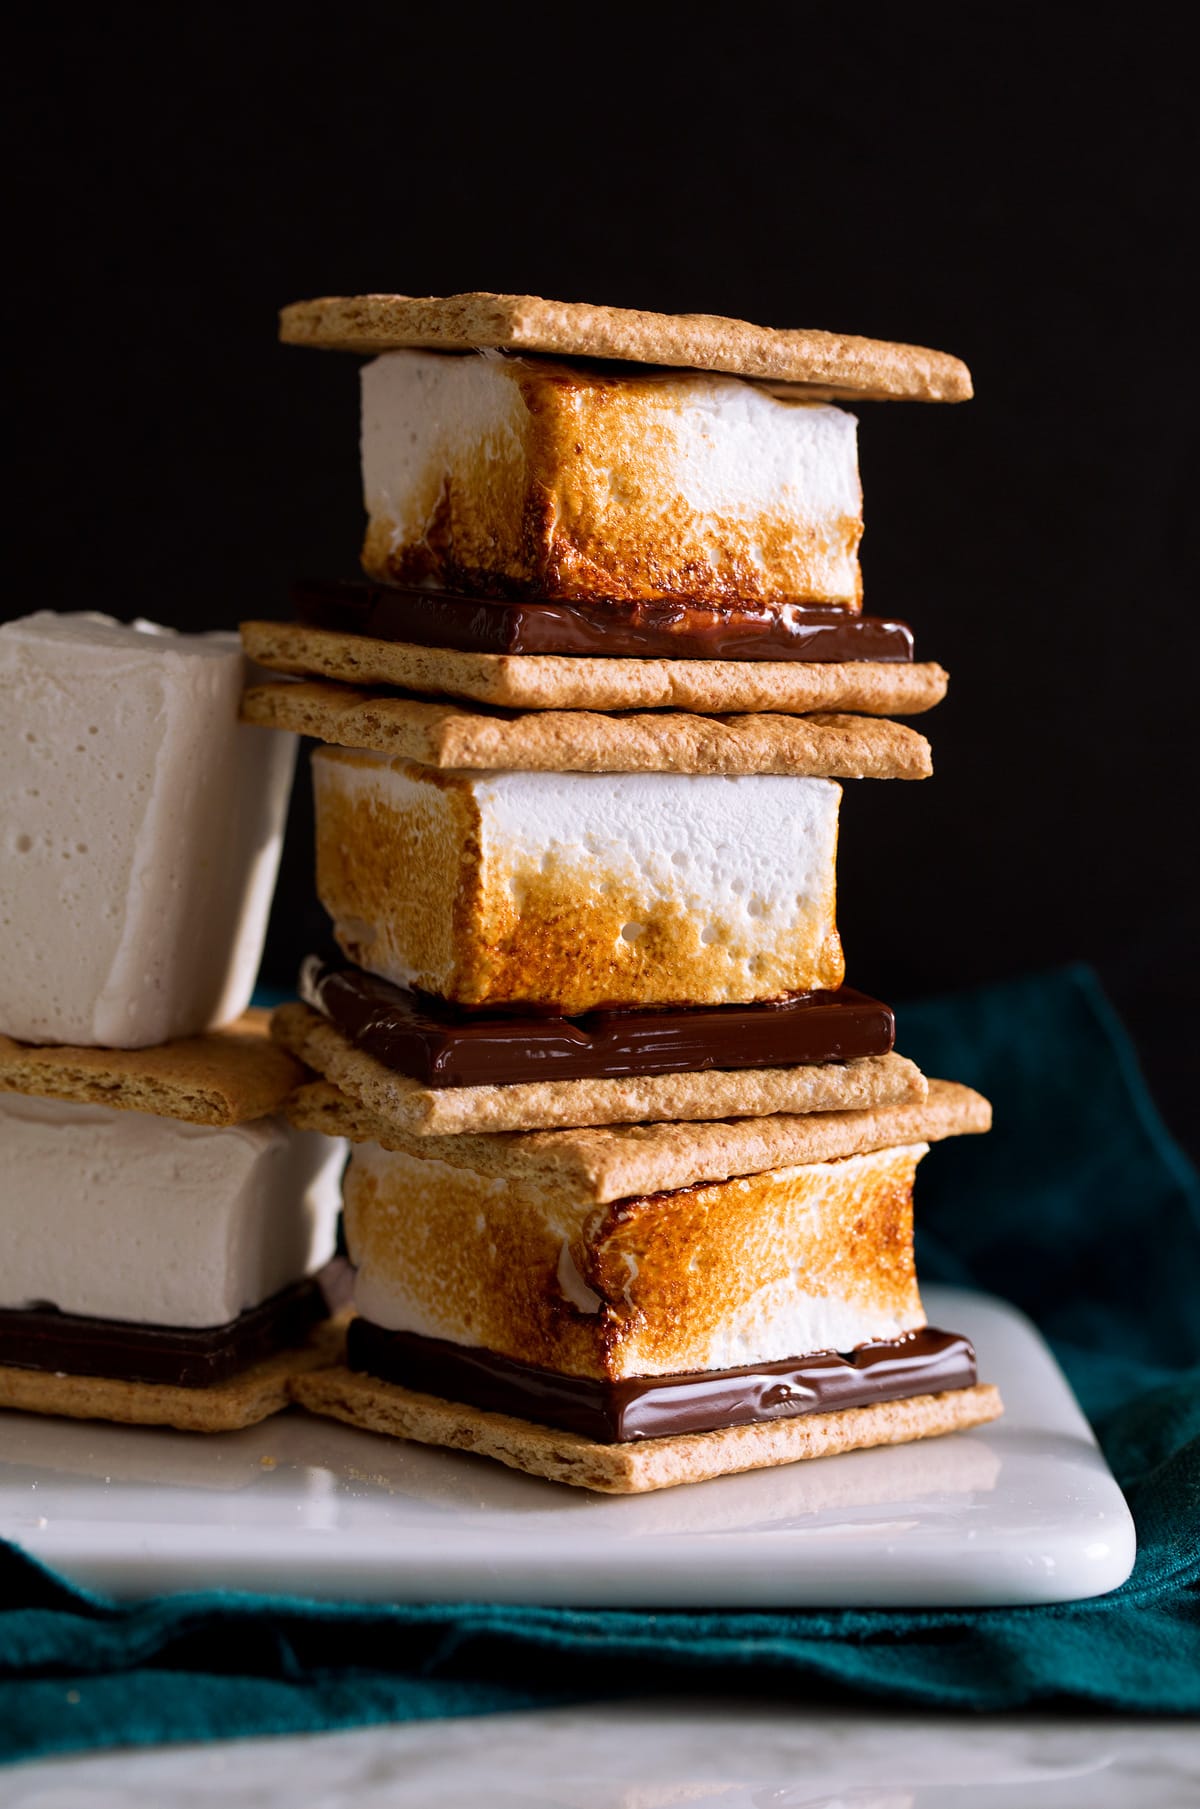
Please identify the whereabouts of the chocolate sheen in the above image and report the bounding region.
[300,957,896,1089]
[347,1321,978,1443]
[0,1260,353,1389]
[291,579,915,663]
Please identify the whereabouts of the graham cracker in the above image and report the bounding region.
[278,293,973,403]
[0,1009,306,1126]
[290,1368,1003,1493]
[271,1000,928,1137]
[241,682,931,780]
[287,1076,991,1203]
[240,620,949,718]
[0,1317,347,1434]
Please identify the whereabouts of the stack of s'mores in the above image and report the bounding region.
[0,616,348,1431]
[244,293,1003,1493]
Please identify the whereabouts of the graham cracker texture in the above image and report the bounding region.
[289,1370,1003,1493]
[0,1009,306,1126]
[287,1076,991,1202]
[270,1000,928,1136]
[0,1319,347,1433]
[240,620,950,717]
[278,293,973,403]
[241,683,932,780]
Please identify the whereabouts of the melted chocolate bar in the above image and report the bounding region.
[0,1260,352,1389]
[292,579,915,662]
[347,1321,978,1443]
[300,957,895,1089]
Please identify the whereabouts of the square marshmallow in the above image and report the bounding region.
[345,1139,929,1380]
[360,350,863,606]
[0,1093,344,1327]
[0,613,298,1047]
[313,750,844,1012]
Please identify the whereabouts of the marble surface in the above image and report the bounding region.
[5,1702,1198,1806]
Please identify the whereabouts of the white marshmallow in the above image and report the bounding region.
[313,751,844,1010]
[0,1094,344,1327]
[0,613,298,1047]
[343,1140,928,1380]
[359,350,863,605]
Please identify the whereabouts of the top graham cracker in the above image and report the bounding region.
[0,1010,307,1127]
[289,1078,991,1203]
[278,293,973,402]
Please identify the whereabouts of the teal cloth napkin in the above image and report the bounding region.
[2,965,1198,1761]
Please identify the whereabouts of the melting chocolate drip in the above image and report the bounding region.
[300,958,896,1089]
[291,580,915,663]
[346,1321,978,1444]
[0,1260,352,1389]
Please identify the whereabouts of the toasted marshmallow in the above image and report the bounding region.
[360,351,863,606]
[344,1139,928,1381]
[313,750,844,1011]
[0,613,297,1047]
[0,1094,344,1327]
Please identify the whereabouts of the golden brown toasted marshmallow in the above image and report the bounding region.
[312,749,844,1012]
[359,352,863,607]
[344,1139,928,1382]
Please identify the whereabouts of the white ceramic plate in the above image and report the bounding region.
[0,1286,1135,1607]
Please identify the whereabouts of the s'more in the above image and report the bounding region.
[243,291,1002,1492]
[243,294,959,717]
[0,615,349,1430]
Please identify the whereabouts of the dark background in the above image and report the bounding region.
[9,14,1198,1153]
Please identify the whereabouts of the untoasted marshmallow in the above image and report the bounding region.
[360,351,863,606]
[0,613,298,1047]
[313,749,844,1011]
[0,1093,344,1327]
[344,1139,928,1381]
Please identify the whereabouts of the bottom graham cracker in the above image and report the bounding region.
[289,1368,1004,1495]
[0,1318,348,1434]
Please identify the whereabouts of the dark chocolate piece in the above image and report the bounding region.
[300,957,895,1089]
[346,1320,978,1444]
[291,579,915,663]
[0,1260,352,1389]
